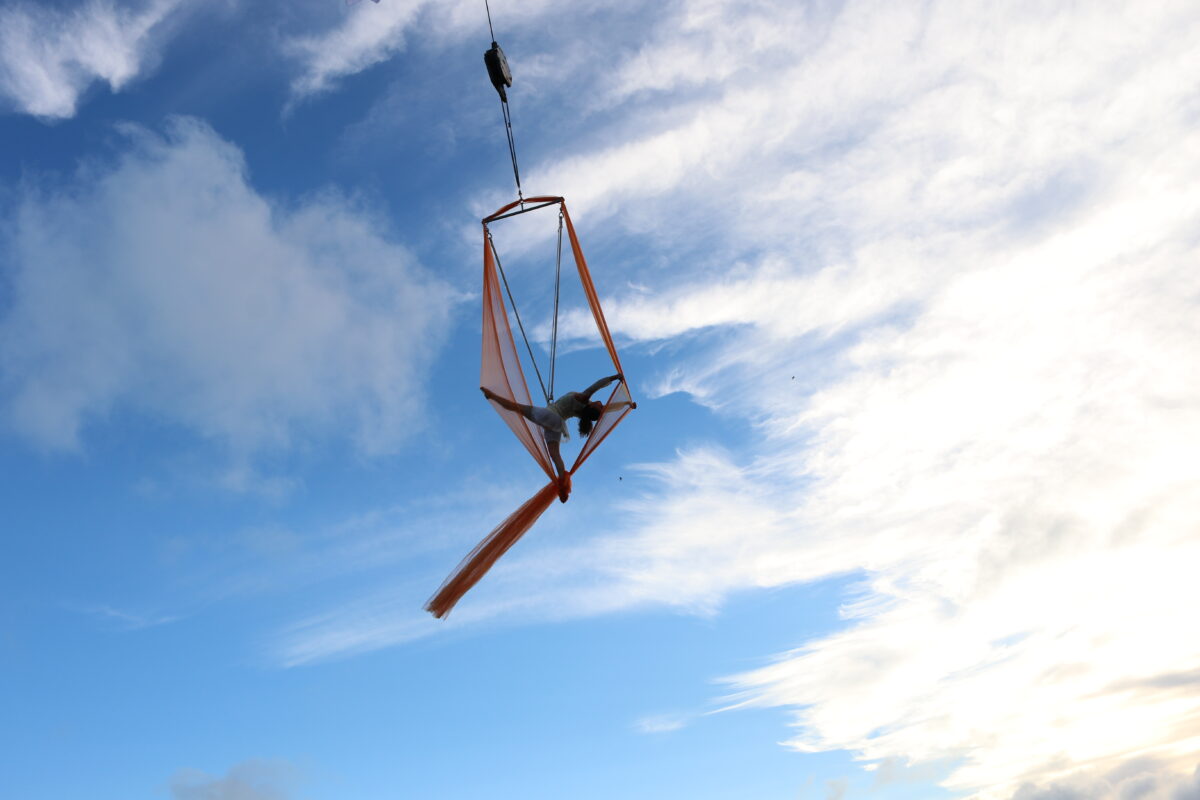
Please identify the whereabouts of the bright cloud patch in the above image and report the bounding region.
[714,220,1200,795]
[452,1,1200,797]
[0,0,185,119]
[263,0,1200,796]
[0,118,457,458]
[534,2,1200,797]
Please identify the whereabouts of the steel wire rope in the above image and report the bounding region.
[500,100,522,201]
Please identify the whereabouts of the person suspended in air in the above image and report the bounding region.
[482,373,623,498]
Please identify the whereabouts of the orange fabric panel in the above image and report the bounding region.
[561,204,624,375]
[425,482,559,618]
[480,233,555,481]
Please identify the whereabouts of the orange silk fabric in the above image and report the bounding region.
[425,198,635,618]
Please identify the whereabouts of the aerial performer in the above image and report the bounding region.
[482,372,622,500]
[424,3,635,618]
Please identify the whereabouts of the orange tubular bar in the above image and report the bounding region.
[482,196,565,224]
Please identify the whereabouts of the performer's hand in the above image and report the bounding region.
[481,386,496,401]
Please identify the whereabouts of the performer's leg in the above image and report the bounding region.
[481,387,531,417]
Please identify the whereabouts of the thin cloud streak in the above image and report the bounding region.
[0,0,186,119]
[633,712,691,734]
[283,0,579,101]
[80,604,180,631]
[284,0,429,99]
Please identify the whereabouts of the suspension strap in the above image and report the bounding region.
[488,227,549,403]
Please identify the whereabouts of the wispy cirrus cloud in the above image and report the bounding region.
[533,2,1200,797]
[80,604,180,630]
[633,712,692,734]
[0,0,187,119]
[259,1,1200,796]
[284,0,430,100]
[283,0,582,101]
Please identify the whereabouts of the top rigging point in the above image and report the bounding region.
[482,0,522,200]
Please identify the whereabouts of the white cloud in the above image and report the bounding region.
[0,117,458,459]
[1009,760,1200,800]
[0,0,186,119]
[272,593,432,668]
[526,3,1200,797]
[259,1,1200,796]
[633,712,691,734]
[605,0,806,103]
[523,0,1200,252]
[484,1,1200,796]
[284,0,431,99]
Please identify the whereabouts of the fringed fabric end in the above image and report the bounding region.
[425,481,560,618]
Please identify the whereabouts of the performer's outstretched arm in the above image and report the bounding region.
[580,373,623,400]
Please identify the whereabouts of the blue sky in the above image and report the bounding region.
[3,1,1200,798]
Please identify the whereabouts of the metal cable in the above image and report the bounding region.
[500,98,522,201]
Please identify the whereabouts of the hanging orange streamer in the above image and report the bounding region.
[426,197,635,618]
